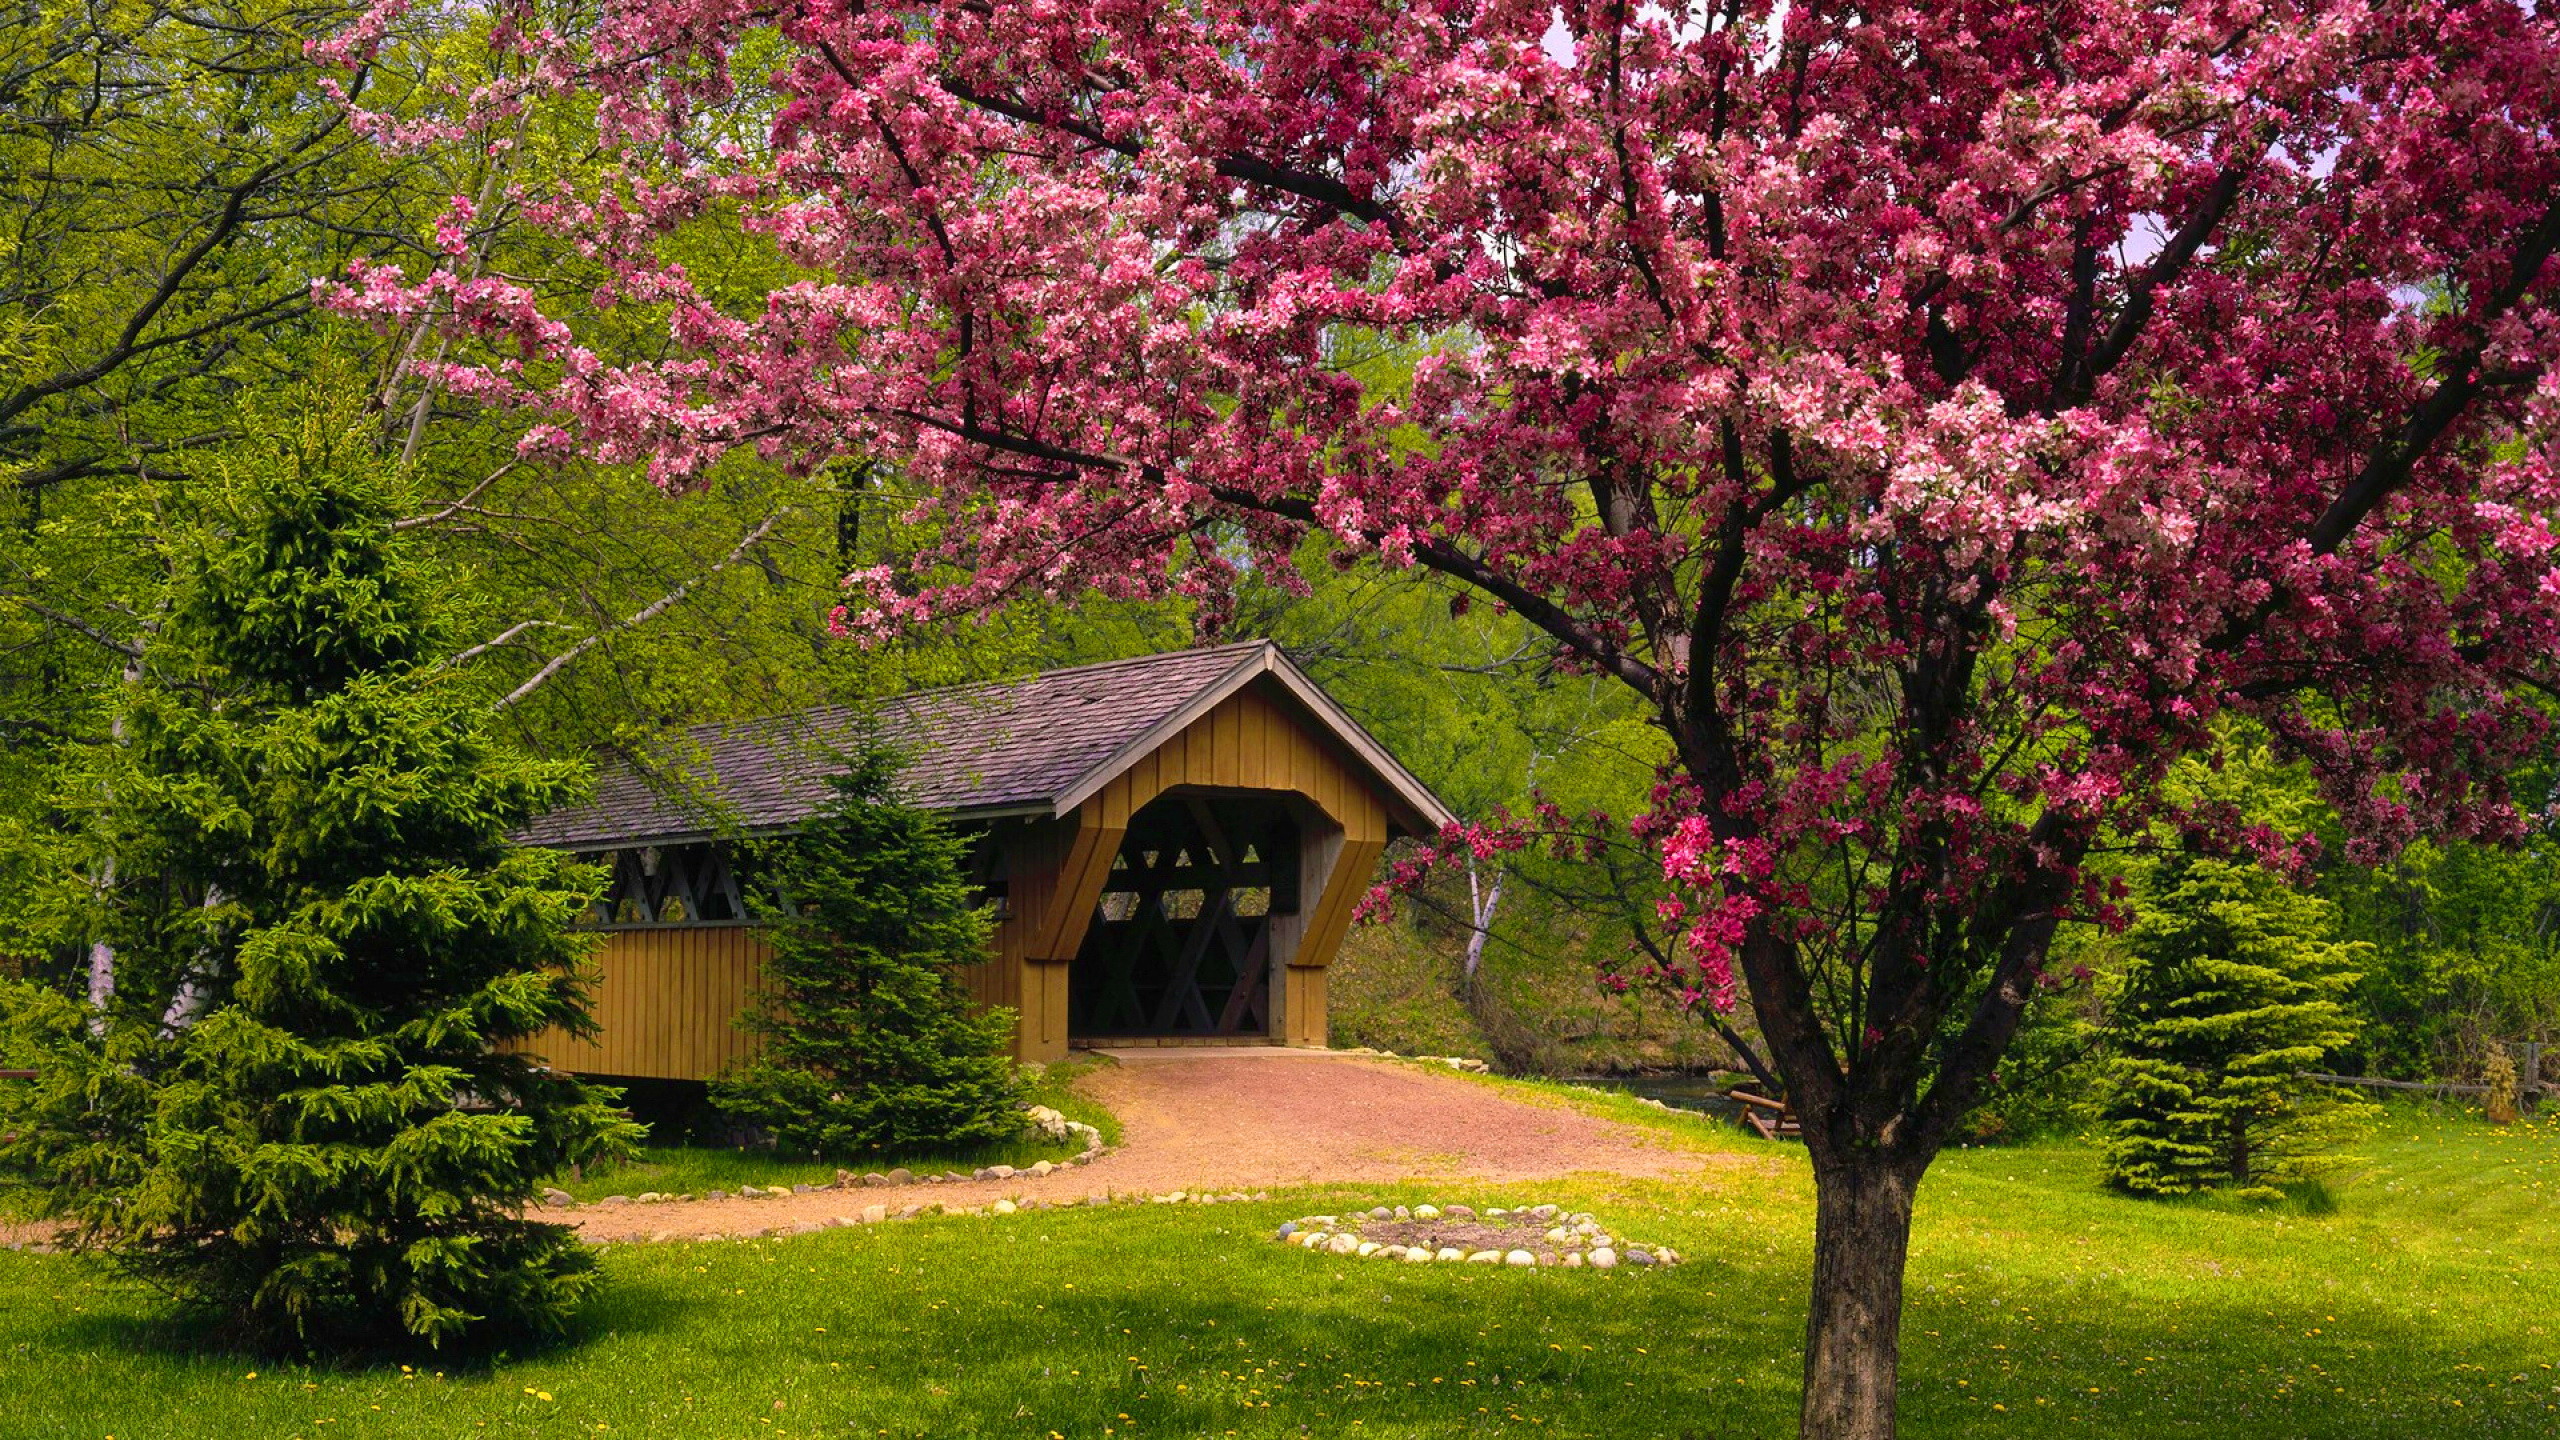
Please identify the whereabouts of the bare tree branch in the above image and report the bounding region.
[9,599,142,657]
[493,510,791,711]
[438,616,567,670]
[393,460,522,530]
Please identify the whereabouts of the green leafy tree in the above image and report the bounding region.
[0,409,637,1350]
[710,743,1024,1155]
[2319,827,2560,1080]
[2098,858,2377,1196]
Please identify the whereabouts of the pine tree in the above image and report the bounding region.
[2098,857,2377,1196]
[0,409,638,1349]
[710,744,1025,1155]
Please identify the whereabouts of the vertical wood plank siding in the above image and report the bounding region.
[516,924,771,1081]
[531,679,1401,1079]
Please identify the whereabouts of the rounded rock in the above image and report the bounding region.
[1435,1247,1466,1263]
[1504,1250,1537,1268]
[1467,1250,1503,1264]
[1276,1221,1299,1240]
[1588,1247,1619,1269]
[1625,1248,1655,1266]
[1327,1233,1360,1256]
[1413,1204,1441,1220]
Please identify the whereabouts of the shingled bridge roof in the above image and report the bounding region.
[518,641,1454,851]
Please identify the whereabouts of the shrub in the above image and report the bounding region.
[2098,857,2378,1196]
[0,413,638,1350]
[709,743,1024,1155]
[2483,1045,2520,1125]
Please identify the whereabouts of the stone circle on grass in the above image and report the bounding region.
[1271,1202,1680,1269]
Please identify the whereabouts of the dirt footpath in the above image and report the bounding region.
[565,1049,1737,1244]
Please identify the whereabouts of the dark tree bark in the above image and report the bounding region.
[1799,1149,1924,1440]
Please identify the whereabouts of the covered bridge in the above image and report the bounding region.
[518,641,1454,1077]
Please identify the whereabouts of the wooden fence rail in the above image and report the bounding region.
[2303,1071,2490,1096]
[2304,1043,2546,1108]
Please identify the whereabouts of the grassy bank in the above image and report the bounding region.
[1326,918,1729,1075]
[551,1058,1124,1203]
[1,1100,2551,1438]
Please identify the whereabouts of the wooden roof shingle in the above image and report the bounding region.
[518,641,1453,850]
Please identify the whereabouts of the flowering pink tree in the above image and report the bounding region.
[324,3,2560,1434]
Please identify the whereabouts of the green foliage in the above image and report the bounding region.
[709,743,1025,1156]
[0,411,638,1350]
[2098,858,2378,1195]
[2318,831,2560,1080]
[1958,979,2103,1144]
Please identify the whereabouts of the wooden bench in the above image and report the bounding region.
[1729,1088,1801,1141]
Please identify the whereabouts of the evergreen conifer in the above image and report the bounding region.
[710,744,1024,1155]
[0,411,637,1349]
[2098,856,2376,1196]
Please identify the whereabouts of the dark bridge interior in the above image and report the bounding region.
[1068,793,1301,1039]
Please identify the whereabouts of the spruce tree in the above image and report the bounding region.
[710,744,1025,1155]
[2098,856,2376,1196]
[0,411,637,1349]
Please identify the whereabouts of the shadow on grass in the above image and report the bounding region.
[30,1257,700,1378]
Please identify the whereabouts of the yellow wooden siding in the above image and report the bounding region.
[518,925,770,1081]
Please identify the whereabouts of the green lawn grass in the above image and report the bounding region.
[551,1059,1123,1203]
[3,1097,2553,1438]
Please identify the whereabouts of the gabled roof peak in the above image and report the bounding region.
[518,642,1453,850]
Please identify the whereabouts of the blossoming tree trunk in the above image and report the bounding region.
[1801,1151,1923,1440]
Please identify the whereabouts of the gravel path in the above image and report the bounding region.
[564,1050,1737,1243]
[0,1052,1744,1251]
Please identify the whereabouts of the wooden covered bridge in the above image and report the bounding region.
[517,642,1454,1077]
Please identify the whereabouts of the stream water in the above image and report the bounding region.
[1569,1072,1749,1121]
